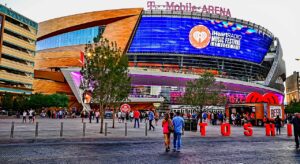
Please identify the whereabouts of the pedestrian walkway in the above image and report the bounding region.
[0,118,292,141]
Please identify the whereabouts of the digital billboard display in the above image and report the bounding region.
[128,16,273,64]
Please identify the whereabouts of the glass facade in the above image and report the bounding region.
[37,26,105,51]
[128,16,273,64]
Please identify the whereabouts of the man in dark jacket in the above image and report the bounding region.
[291,113,300,148]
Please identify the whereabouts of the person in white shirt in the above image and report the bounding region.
[22,111,27,123]
[29,109,33,123]
[118,111,122,123]
[231,113,236,125]
[130,111,134,122]
[121,112,126,123]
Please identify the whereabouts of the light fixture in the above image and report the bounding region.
[87,52,92,57]
[153,103,161,108]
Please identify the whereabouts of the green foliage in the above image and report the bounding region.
[181,72,226,110]
[285,100,300,113]
[1,92,13,110]
[1,93,69,112]
[80,37,131,132]
[12,93,27,111]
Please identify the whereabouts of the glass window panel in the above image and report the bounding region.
[37,26,105,50]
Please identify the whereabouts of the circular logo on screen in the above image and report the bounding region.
[189,25,211,49]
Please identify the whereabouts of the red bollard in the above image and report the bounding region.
[199,123,207,136]
[221,123,231,136]
[265,124,275,136]
[244,123,253,136]
[287,124,293,137]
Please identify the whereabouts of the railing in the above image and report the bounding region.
[129,67,267,85]
[129,94,162,98]
[4,21,36,40]
[0,71,33,84]
[2,46,34,62]
[3,33,36,51]
[0,58,34,73]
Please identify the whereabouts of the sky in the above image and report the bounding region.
[1,0,299,76]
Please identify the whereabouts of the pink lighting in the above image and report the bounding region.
[70,71,284,105]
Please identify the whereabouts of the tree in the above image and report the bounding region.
[285,99,300,113]
[80,37,131,133]
[25,93,69,112]
[48,93,69,108]
[1,92,13,111]
[181,72,226,117]
[12,93,27,112]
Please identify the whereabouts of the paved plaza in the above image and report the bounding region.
[0,118,293,140]
[0,118,299,163]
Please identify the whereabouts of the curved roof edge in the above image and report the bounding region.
[37,8,143,39]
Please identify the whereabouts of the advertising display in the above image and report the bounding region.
[129,16,273,64]
[269,105,283,119]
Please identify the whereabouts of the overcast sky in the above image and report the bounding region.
[1,0,299,76]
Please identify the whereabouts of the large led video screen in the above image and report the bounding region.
[128,16,273,64]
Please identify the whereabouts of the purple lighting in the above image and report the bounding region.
[71,72,82,87]
[70,71,284,104]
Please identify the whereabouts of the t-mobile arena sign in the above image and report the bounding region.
[147,1,232,17]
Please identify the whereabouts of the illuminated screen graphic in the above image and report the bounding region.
[128,16,273,63]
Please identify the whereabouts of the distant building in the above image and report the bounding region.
[286,71,300,104]
[0,4,38,94]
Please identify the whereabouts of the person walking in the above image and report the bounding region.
[121,112,126,123]
[144,112,148,123]
[162,113,172,152]
[139,112,144,123]
[81,111,85,123]
[28,109,33,123]
[32,110,36,123]
[292,113,300,149]
[275,115,282,135]
[89,110,93,123]
[133,110,140,128]
[202,111,207,123]
[172,111,185,152]
[155,111,159,126]
[118,111,122,123]
[22,111,27,123]
[95,110,100,123]
[148,110,155,131]
[231,113,236,125]
[130,111,134,122]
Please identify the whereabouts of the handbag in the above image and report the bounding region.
[168,120,174,132]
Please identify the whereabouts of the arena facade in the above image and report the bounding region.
[33,8,286,114]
